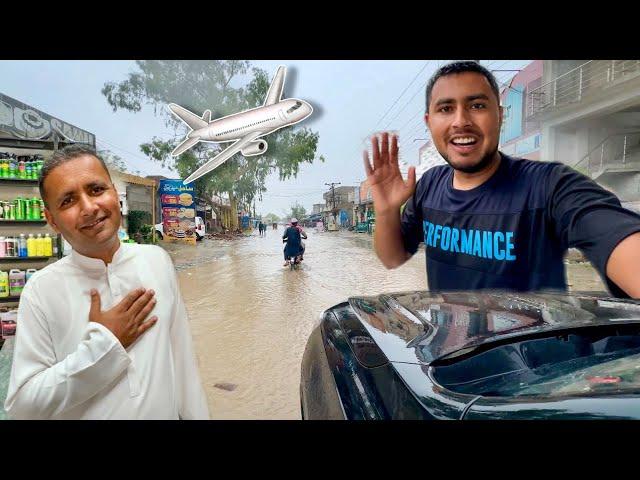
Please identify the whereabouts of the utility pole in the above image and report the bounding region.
[325,182,341,227]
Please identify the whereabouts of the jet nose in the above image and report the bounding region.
[302,101,313,118]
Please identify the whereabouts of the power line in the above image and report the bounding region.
[96,140,144,175]
[373,61,432,129]
[96,138,154,173]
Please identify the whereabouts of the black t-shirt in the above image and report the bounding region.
[400,153,640,297]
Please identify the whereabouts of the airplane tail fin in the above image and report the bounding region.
[171,136,201,157]
[263,66,286,106]
[202,110,212,123]
[168,103,208,130]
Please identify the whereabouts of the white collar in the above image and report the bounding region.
[69,242,130,271]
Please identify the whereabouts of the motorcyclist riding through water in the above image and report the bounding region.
[283,218,307,266]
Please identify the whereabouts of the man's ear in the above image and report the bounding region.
[499,105,504,128]
[44,208,60,234]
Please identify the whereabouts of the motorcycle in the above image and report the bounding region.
[287,253,303,270]
[283,238,305,270]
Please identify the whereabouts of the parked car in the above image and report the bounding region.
[300,290,640,420]
[155,216,205,241]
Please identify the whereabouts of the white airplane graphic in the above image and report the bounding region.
[168,65,313,184]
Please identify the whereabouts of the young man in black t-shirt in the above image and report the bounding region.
[364,61,640,298]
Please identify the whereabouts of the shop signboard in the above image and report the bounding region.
[0,92,95,145]
[159,179,197,245]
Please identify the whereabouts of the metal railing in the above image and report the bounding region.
[573,131,640,176]
[528,60,640,117]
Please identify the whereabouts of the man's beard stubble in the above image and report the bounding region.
[439,143,500,174]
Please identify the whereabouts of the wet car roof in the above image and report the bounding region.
[347,291,640,364]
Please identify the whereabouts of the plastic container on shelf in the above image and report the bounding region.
[25,269,37,283]
[9,269,25,297]
[0,271,9,298]
[0,237,5,258]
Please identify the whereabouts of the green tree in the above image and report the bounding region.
[287,202,307,221]
[102,61,323,231]
[99,149,138,175]
[264,213,280,224]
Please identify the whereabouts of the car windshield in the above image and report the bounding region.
[431,325,640,398]
[501,349,640,398]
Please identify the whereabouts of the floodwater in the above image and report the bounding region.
[164,227,606,419]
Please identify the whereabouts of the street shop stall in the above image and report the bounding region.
[0,92,96,416]
[159,179,197,244]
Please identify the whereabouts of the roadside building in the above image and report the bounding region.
[322,185,358,228]
[108,168,157,234]
[527,60,640,211]
[498,60,543,161]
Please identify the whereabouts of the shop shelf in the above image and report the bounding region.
[0,178,39,185]
[0,256,53,261]
[0,219,46,224]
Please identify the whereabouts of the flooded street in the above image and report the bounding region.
[164,228,606,419]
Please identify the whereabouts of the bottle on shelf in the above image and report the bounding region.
[31,197,41,220]
[6,236,15,257]
[18,234,27,258]
[0,236,5,258]
[44,233,53,257]
[14,197,23,220]
[8,156,16,179]
[27,234,36,257]
[18,158,26,179]
[36,234,44,257]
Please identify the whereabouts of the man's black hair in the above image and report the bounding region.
[39,144,111,207]
[425,61,501,111]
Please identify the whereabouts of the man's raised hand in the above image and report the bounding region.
[363,132,416,216]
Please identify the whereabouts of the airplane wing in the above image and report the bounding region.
[263,66,286,106]
[183,131,263,184]
[168,103,208,130]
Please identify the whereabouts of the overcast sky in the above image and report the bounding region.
[0,60,530,217]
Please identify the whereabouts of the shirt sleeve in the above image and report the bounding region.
[547,163,640,297]
[4,284,132,419]
[165,253,210,420]
[400,174,427,255]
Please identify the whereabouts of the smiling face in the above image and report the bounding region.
[43,155,121,261]
[426,71,503,174]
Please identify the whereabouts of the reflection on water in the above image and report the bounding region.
[163,229,606,419]
[164,229,427,419]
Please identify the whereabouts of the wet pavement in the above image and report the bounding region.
[164,227,607,419]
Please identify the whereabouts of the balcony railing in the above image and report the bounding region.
[573,131,640,177]
[527,60,640,117]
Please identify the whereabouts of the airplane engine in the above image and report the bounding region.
[240,139,268,156]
